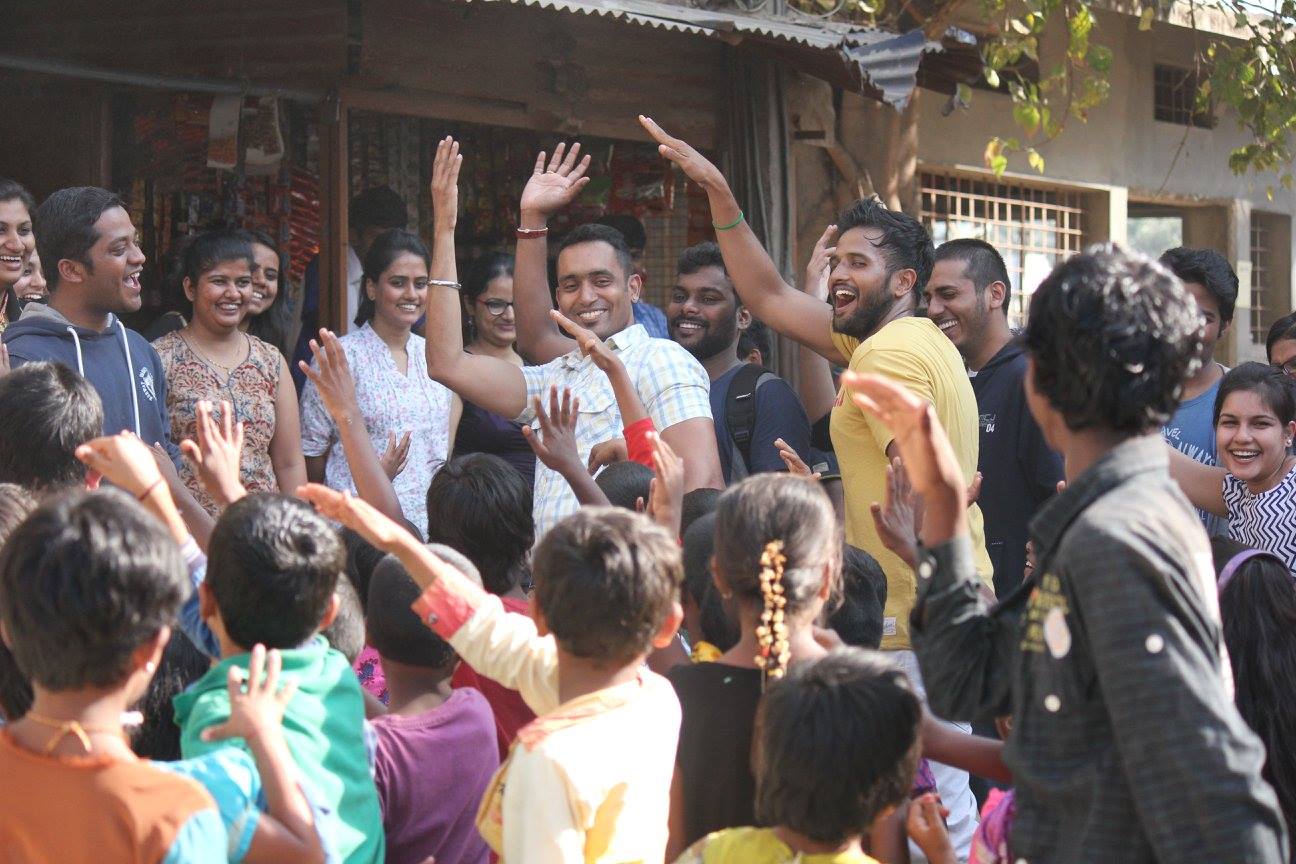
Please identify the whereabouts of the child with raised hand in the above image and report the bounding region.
[299,482,685,864]
[674,648,955,864]
[367,552,499,864]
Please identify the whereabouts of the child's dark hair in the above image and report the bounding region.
[714,474,840,678]
[676,241,729,281]
[355,228,430,326]
[132,631,210,760]
[1025,245,1202,435]
[1212,536,1296,842]
[0,361,104,493]
[462,251,514,343]
[322,573,365,664]
[557,223,635,279]
[343,527,393,613]
[1158,247,1239,324]
[176,228,256,292]
[827,545,887,649]
[737,320,771,366]
[595,460,654,511]
[680,487,722,538]
[836,198,935,294]
[755,648,922,844]
[425,454,533,596]
[0,484,36,720]
[244,228,296,358]
[532,507,682,667]
[1213,361,1296,426]
[32,186,124,292]
[682,511,740,651]
[0,490,187,690]
[367,552,457,671]
[1267,312,1296,364]
[205,493,344,650]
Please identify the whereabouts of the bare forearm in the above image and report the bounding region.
[560,463,611,507]
[515,212,572,363]
[335,417,405,522]
[798,343,838,424]
[247,730,324,862]
[171,483,216,551]
[425,225,466,375]
[607,363,648,426]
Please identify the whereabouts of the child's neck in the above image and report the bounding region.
[718,604,827,669]
[556,650,644,705]
[381,658,455,716]
[772,826,862,857]
[10,687,135,761]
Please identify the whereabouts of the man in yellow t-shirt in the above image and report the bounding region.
[640,112,992,860]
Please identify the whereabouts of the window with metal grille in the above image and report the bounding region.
[1251,222,1271,342]
[1154,64,1214,128]
[920,171,1086,325]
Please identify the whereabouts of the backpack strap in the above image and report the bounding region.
[725,363,778,479]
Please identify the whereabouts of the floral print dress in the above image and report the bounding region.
[153,331,282,515]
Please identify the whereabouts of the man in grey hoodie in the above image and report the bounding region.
[2,187,175,454]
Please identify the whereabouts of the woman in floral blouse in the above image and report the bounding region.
[153,229,308,514]
[300,228,457,537]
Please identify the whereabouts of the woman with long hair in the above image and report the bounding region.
[241,228,299,361]
[0,179,36,333]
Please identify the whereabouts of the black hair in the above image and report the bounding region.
[462,251,514,343]
[1158,247,1239,324]
[0,362,104,493]
[0,178,35,211]
[827,545,887,649]
[131,630,209,761]
[680,487,722,538]
[205,494,344,650]
[595,460,654,511]
[176,228,255,291]
[1267,312,1296,363]
[0,484,36,721]
[934,238,1013,315]
[836,199,935,295]
[367,553,457,671]
[343,527,393,614]
[595,213,647,252]
[349,186,408,234]
[737,319,772,366]
[682,511,740,651]
[755,648,922,844]
[532,507,682,667]
[1213,361,1296,427]
[425,454,534,596]
[244,228,297,359]
[0,490,187,690]
[355,228,430,327]
[322,573,365,664]
[557,223,635,280]
[1212,535,1296,844]
[32,186,126,292]
[1024,245,1202,435]
[676,241,728,279]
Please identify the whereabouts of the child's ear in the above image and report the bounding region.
[317,591,342,632]
[198,581,217,620]
[651,600,684,649]
[533,605,551,638]
[132,624,171,674]
[710,556,733,599]
[817,560,835,601]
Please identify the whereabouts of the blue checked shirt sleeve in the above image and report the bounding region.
[516,361,559,425]
[637,342,713,430]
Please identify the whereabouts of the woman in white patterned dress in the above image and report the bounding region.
[1168,362,1296,572]
[300,229,458,537]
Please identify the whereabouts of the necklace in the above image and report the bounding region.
[24,711,128,756]
[181,330,249,376]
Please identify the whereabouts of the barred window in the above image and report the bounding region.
[1153,64,1214,128]
[920,171,1086,326]
[1251,221,1271,343]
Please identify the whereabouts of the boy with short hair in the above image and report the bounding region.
[303,484,684,864]
[368,552,498,864]
[0,361,103,494]
[174,492,386,864]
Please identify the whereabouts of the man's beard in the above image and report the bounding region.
[832,284,895,342]
[674,316,738,362]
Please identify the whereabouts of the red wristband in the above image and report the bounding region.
[515,226,549,239]
[624,417,657,467]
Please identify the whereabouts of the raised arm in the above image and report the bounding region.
[798,225,843,423]
[640,116,846,365]
[1165,443,1228,517]
[422,136,528,419]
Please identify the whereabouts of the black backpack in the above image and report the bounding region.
[725,363,779,482]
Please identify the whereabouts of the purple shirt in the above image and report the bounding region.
[372,688,500,864]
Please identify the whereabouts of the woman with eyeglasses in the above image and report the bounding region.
[451,252,536,487]
[1267,312,1296,380]
[299,228,457,537]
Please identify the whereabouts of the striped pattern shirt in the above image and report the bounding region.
[1222,462,1296,572]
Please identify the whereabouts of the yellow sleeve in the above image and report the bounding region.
[502,749,589,863]
[443,596,562,716]
[828,328,860,363]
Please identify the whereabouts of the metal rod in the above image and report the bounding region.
[0,53,326,103]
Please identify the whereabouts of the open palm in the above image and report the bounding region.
[520,143,592,218]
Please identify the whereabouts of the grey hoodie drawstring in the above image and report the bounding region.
[66,318,142,436]
[64,325,85,376]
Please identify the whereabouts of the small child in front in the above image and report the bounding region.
[303,483,684,864]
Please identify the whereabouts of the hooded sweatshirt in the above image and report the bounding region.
[2,303,178,458]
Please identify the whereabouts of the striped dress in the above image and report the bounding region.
[1222,462,1296,572]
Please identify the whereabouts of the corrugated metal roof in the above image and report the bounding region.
[451,0,976,106]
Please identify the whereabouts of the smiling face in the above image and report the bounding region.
[18,249,48,300]
[185,258,254,332]
[925,258,996,356]
[80,207,146,316]
[368,252,428,332]
[248,242,280,316]
[1183,281,1228,368]
[1216,388,1296,488]
[667,265,741,361]
[0,198,34,288]
[555,241,639,339]
[828,227,910,341]
[468,273,517,349]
